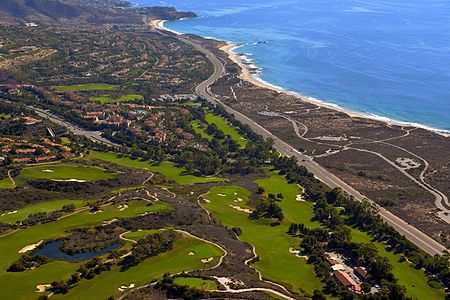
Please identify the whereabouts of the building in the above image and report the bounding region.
[333,270,361,294]
[355,266,370,280]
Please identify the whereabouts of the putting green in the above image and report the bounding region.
[201,185,322,297]
[0,199,87,224]
[88,151,224,185]
[173,277,218,290]
[205,113,247,148]
[53,232,224,300]
[53,83,119,92]
[351,228,445,299]
[17,164,117,182]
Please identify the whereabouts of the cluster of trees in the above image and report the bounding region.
[61,225,121,255]
[120,231,178,271]
[76,257,112,280]
[327,188,449,289]
[249,197,284,223]
[7,253,49,272]
[289,222,408,299]
[20,204,76,227]
[174,150,221,176]
[0,221,17,235]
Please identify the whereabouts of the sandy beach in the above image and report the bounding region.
[155,19,450,137]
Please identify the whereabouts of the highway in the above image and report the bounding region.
[178,32,448,256]
[30,106,119,147]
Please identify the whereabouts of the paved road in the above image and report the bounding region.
[31,106,119,147]
[176,31,448,256]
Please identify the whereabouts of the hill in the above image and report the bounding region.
[0,0,196,25]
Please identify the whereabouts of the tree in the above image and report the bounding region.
[51,281,69,294]
[312,289,326,300]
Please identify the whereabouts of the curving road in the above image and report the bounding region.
[159,27,447,256]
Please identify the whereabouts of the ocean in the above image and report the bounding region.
[132,0,450,132]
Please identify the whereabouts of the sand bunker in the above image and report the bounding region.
[201,257,214,263]
[118,204,129,211]
[229,205,252,214]
[103,219,118,226]
[36,284,51,293]
[289,247,308,259]
[296,194,305,201]
[217,193,227,197]
[189,251,196,256]
[42,169,54,173]
[1,210,17,216]
[202,198,211,203]
[19,240,43,253]
[53,179,87,182]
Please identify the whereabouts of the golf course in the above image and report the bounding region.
[87,150,224,185]
[200,175,323,297]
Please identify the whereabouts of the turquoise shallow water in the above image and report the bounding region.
[132,0,450,132]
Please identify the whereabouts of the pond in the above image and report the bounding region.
[35,240,121,262]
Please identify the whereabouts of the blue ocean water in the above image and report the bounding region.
[132,0,450,132]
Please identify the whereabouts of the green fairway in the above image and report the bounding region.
[88,151,224,185]
[0,199,87,224]
[0,176,15,189]
[350,228,445,299]
[205,113,247,148]
[255,170,320,229]
[53,83,119,92]
[16,164,117,182]
[118,94,143,101]
[173,277,218,290]
[90,93,143,103]
[191,120,213,141]
[53,232,224,300]
[202,185,322,297]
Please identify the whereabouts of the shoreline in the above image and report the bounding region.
[156,19,450,137]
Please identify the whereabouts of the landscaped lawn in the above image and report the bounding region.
[88,151,224,185]
[0,199,87,224]
[53,232,224,300]
[173,277,218,290]
[16,164,117,182]
[350,228,445,300]
[0,176,15,189]
[53,83,119,92]
[205,113,247,148]
[201,185,322,297]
